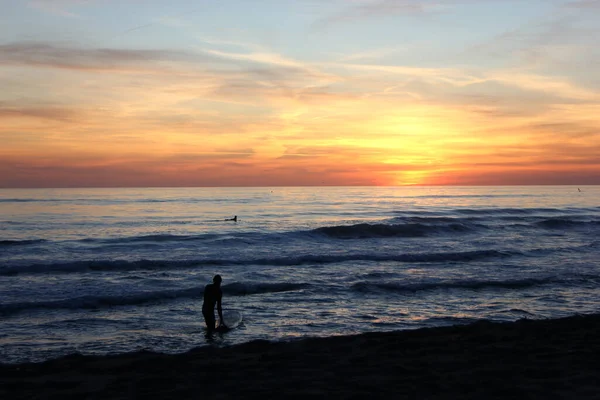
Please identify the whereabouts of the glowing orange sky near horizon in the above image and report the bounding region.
[1,1,599,187]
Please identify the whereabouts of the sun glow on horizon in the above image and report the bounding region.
[0,0,599,187]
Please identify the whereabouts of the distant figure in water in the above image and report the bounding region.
[202,275,225,333]
[578,188,582,192]
[225,215,238,222]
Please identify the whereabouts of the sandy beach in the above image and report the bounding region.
[2,313,599,399]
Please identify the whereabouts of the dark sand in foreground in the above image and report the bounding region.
[2,314,600,399]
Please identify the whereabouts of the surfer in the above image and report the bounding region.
[225,215,238,222]
[202,275,226,333]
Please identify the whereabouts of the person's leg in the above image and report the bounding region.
[203,309,215,332]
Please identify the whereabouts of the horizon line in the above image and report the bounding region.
[1,184,597,190]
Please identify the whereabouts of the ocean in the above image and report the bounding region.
[1,186,599,364]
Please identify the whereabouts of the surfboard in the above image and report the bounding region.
[216,310,243,333]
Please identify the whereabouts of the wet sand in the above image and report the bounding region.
[2,314,600,399]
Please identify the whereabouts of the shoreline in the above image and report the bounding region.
[2,313,600,399]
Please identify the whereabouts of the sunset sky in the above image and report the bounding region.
[1,0,599,187]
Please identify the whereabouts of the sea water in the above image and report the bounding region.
[1,186,599,363]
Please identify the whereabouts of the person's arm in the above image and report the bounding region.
[217,291,226,327]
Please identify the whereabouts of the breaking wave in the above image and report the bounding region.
[0,282,309,316]
[312,222,479,239]
[0,239,47,246]
[0,250,514,276]
[352,274,600,294]
[536,218,600,229]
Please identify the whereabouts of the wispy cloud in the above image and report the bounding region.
[0,41,207,72]
[0,104,78,121]
[314,0,444,28]
[199,47,339,86]
[312,0,493,29]
[0,41,340,97]
[489,71,599,102]
[27,0,91,17]
[115,6,203,37]
[566,0,600,9]
[336,46,406,62]
[338,62,484,85]
[464,6,600,73]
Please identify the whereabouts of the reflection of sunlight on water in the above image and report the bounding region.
[371,316,402,324]
[4,186,599,242]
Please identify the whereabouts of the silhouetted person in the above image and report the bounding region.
[202,275,225,333]
[225,215,237,222]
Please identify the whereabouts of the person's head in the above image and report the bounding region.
[213,274,222,286]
